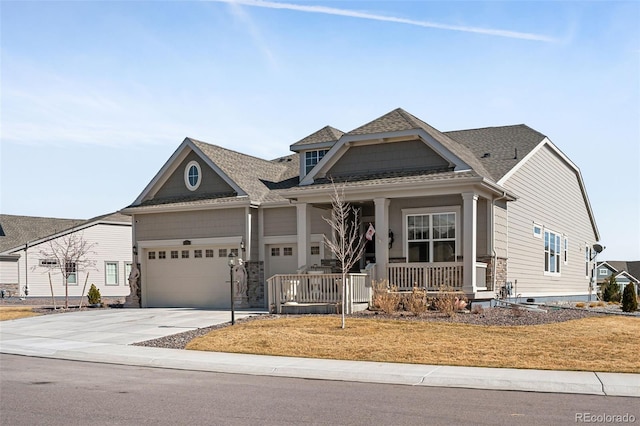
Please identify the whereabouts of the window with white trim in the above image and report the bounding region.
[599,268,608,275]
[406,212,456,262]
[544,230,561,274]
[304,149,329,175]
[40,258,58,267]
[533,224,542,238]
[184,160,202,191]
[66,262,77,285]
[105,261,118,286]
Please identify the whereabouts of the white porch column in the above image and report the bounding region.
[296,203,311,269]
[374,198,390,283]
[462,192,478,293]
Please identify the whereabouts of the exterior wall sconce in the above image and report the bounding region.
[132,245,138,256]
[388,230,394,249]
[240,240,245,252]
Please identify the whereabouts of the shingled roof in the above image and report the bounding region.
[191,139,299,204]
[290,125,344,149]
[0,212,130,253]
[445,124,546,182]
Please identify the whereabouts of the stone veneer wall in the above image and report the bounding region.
[0,283,20,297]
[478,256,508,291]
[245,261,265,308]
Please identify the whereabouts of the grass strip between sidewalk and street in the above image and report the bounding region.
[0,307,41,321]
[186,315,639,373]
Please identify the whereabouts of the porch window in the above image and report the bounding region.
[544,230,561,274]
[407,212,456,262]
[304,149,329,175]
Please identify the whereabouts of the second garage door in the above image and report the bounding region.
[144,246,236,308]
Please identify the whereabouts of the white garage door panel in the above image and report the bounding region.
[145,247,232,308]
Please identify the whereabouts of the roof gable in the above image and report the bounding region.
[300,108,494,186]
[290,126,344,151]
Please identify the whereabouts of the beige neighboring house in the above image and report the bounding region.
[122,108,600,310]
[0,212,132,299]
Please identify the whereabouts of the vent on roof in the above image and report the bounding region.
[481,153,491,158]
[514,148,518,159]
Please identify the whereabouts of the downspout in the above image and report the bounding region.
[24,242,29,297]
[491,192,508,293]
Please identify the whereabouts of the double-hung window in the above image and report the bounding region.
[106,262,119,285]
[406,211,457,262]
[66,262,77,285]
[304,149,329,175]
[544,230,561,274]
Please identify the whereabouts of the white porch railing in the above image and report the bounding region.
[386,262,463,291]
[267,273,370,314]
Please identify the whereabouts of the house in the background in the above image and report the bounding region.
[0,212,132,300]
[122,108,601,310]
[596,261,640,295]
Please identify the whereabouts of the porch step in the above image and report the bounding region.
[281,303,338,314]
[280,302,370,315]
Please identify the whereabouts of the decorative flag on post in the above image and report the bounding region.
[365,223,376,241]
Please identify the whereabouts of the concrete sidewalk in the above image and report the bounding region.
[1,308,638,397]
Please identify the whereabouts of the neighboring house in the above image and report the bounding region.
[122,108,600,309]
[597,261,640,295]
[0,212,132,299]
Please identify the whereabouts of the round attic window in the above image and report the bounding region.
[184,161,202,191]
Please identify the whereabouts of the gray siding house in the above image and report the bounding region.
[122,108,600,309]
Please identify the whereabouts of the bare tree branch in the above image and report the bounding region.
[322,179,367,328]
[36,231,98,309]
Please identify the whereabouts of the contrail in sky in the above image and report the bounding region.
[210,0,557,42]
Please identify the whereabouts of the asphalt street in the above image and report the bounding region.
[2,354,638,426]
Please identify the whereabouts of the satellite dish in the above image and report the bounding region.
[592,243,604,254]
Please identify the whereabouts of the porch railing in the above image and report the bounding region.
[386,262,463,291]
[267,273,370,314]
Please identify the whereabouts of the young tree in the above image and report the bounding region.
[323,180,367,329]
[601,275,621,303]
[37,231,97,309]
[621,282,638,312]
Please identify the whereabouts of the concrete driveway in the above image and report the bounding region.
[1,308,638,397]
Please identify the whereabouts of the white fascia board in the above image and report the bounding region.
[300,129,471,186]
[290,140,336,153]
[132,138,193,205]
[615,271,640,283]
[597,261,617,272]
[121,197,251,215]
[499,137,600,241]
[132,138,246,206]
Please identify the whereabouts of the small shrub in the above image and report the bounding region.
[471,304,484,315]
[601,275,621,302]
[575,302,586,308]
[596,301,605,307]
[433,285,468,317]
[588,302,597,308]
[511,304,523,317]
[87,284,102,305]
[621,283,638,312]
[407,287,428,315]
[372,281,400,314]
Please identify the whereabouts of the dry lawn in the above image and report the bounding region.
[186,316,640,373]
[0,306,40,321]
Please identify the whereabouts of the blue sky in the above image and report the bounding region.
[1,0,638,260]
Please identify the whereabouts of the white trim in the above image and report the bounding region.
[184,160,202,191]
[300,128,472,186]
[105,261,119,286]
[498,137,599,241]
[401,206,461,262]
[543,228,562,276]
[533,223,542,238]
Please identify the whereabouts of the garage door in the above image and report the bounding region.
[144,246,236,308]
